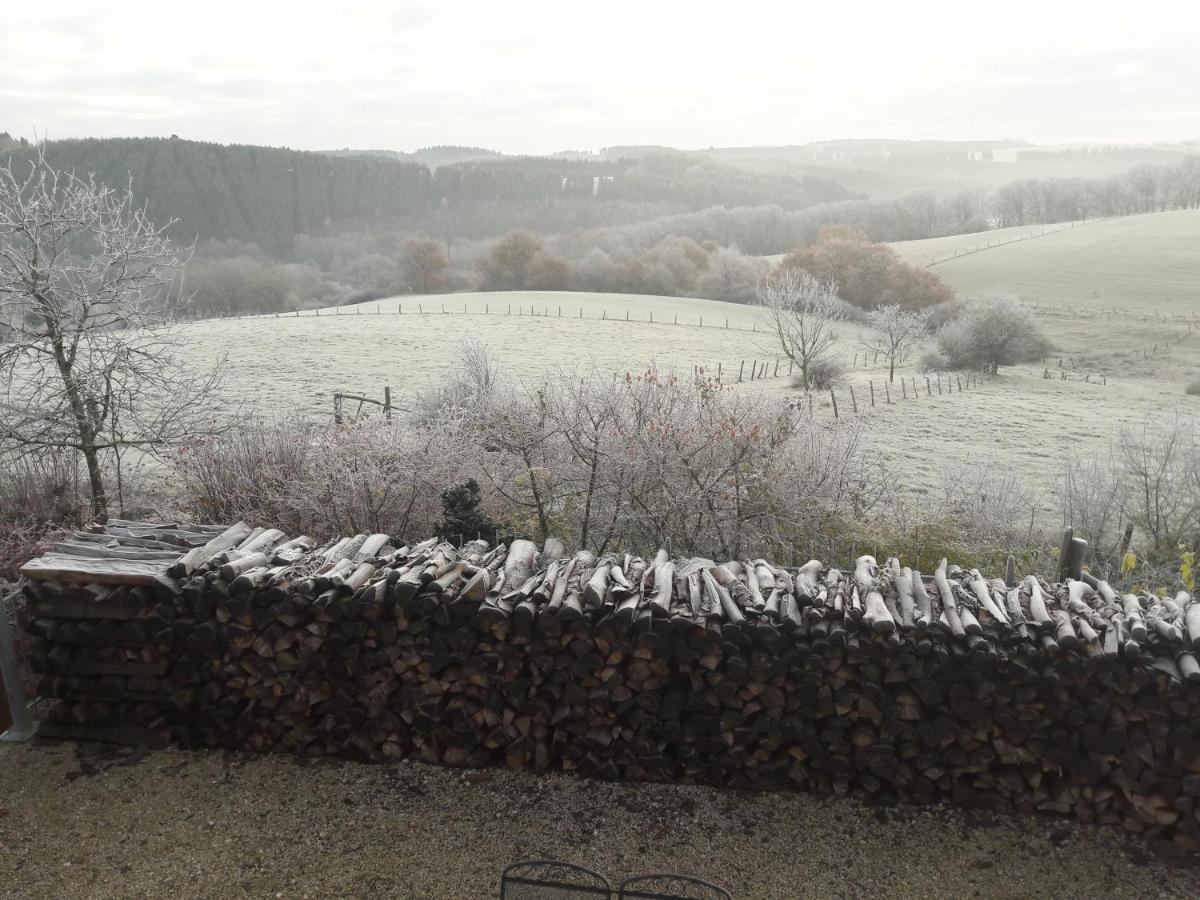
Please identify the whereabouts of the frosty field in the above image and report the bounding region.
[183,291,830,418]
[179,209,1200,529]
[889,209,1200,316]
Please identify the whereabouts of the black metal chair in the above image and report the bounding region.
[617,873,732,900]
[501,859,613,900]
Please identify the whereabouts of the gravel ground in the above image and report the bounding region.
[1,741,1197,899]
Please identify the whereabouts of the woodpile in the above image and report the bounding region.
[19,522,1200,849]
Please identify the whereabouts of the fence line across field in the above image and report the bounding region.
[332,363,993,426]
[922,218,1098,268]
[199,301,782,336]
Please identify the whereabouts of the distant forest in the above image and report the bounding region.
[1,132,1197,316]
[0,135,854,252]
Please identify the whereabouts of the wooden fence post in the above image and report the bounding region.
[869,381,875,407]
[717,362,722,380]
[885,381,891,404]
[926,376,932,396]
[384,386,392,421]
[773,360,779,377]
[849,385,858,413]
[738,360,745,382]
[830,390,838,419]
[901,379,907,400]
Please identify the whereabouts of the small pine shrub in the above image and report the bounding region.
[436,479,498,545]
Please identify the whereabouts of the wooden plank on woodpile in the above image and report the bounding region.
[20,555,168,585]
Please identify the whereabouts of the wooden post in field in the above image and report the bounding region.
[869,381,875,407]
[738,360,745,382]
[700,315,703,327]
[558,305,562,316]
[674,314,678,324]
[774,360,779,377]
[926,376,931,396]
[849,385,858,413]
[419,303,424,314]
[717,362,722,380]
[626,310,630,321]
[384,386,392,421]
[726,318,729,329]
[937,375,943,395]
[854,353,858,367]
[901,379,907,400]
[650,310,653,322]
[885,381,891,404]
[789,360,794,375]
[830,390,838,419]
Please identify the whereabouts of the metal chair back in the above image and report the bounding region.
[617,873,732,900]
[501,859,613,900]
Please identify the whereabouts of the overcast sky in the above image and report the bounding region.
[3,1,1198,153]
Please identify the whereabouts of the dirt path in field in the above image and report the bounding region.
[1,741,1197,899]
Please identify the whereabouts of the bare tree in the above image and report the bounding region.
[401,237,448,293]
[1059,444,1127,559]
[0,151,226,520]
[757,270,844,392]
[1116,412,1199,555]
[865,304,930,383]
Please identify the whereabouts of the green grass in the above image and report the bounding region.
[890,210,1200,316]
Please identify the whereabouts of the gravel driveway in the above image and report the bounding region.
[0,741,1196,899]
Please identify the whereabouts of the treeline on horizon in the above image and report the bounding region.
[2,132,1197,316]
[0,134,855,249]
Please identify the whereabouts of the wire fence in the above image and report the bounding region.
[922,218,1100,268]
[178,301,775,335]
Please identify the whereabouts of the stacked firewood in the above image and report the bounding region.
[19,521,231,743]
[19,523,1200,849]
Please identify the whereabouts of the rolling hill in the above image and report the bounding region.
[889,209,1200,316]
